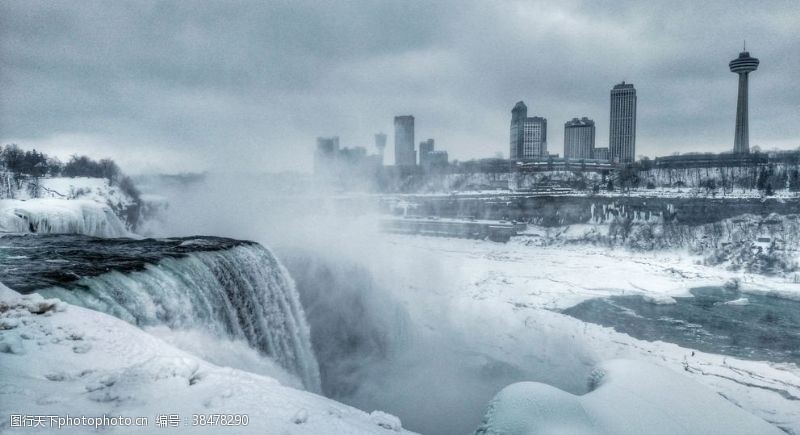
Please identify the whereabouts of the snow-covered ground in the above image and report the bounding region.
[342,233,800,434]
[2,176,135,207]
[0,284,413,434]
[476,359,784,435]
[0,198,131,237]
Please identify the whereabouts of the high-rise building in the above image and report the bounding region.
[509,101,547,160]
[564,117,595,160]
[609,82,637,163]
[374,133,387,164]
[509,101,527,160]
[314,136,339,174]
[394,115,416,166]
[729,50,759,153]
[419,138,434,166]
[523,117,547,158]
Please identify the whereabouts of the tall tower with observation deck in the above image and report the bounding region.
[729,47,759,153]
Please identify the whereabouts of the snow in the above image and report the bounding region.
[28,177,135,209]
[0,284,414,434]
[2,175,134,209]
[0,198,131,237]
[475,359,785,435]
[339,231,800,433]
[369,411,403,432]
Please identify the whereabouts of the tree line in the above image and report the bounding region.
[1,143,140,201]
[1,144,125,180]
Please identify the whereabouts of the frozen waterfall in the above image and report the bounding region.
[0,198,129,237]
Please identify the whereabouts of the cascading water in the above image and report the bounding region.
[0,234,321,392]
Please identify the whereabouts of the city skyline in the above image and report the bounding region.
[1,1,798,174]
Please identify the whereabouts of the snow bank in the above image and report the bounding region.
[13,177,136,208]
[475,359,784,435]
[0,198,130,237]
[0,284,413,434]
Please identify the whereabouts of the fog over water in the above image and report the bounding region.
[144,173,597,434]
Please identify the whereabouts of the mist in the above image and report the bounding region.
[139,172,599,434]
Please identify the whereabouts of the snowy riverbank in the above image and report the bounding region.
[0,284,413,434]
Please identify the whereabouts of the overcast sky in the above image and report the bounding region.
[1,0,798,174]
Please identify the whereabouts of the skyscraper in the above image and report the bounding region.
[523,117,547,158]
[394,115,415,166]
[314,136,339,174]
[564,117,595,160]
[729,49,759,153]
[509,101,547,160]
[609,82,637,163]
[374,133,387,164]
[509,101,527,160]
[419,138,434,166]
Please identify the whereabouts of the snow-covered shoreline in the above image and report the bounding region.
[0,285,412,434]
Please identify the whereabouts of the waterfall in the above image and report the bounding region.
[0,198,129,237]
[37,243,322,392]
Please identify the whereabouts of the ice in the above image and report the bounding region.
[0,333,26,355]
[0,198,130,237]
[476,359,785,435]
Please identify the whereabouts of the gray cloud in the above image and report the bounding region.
[1,0,798,173]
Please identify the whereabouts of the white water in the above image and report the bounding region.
[0,198,129,237]
[38,243,322,392]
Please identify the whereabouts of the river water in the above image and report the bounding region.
[563,286,800,364]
